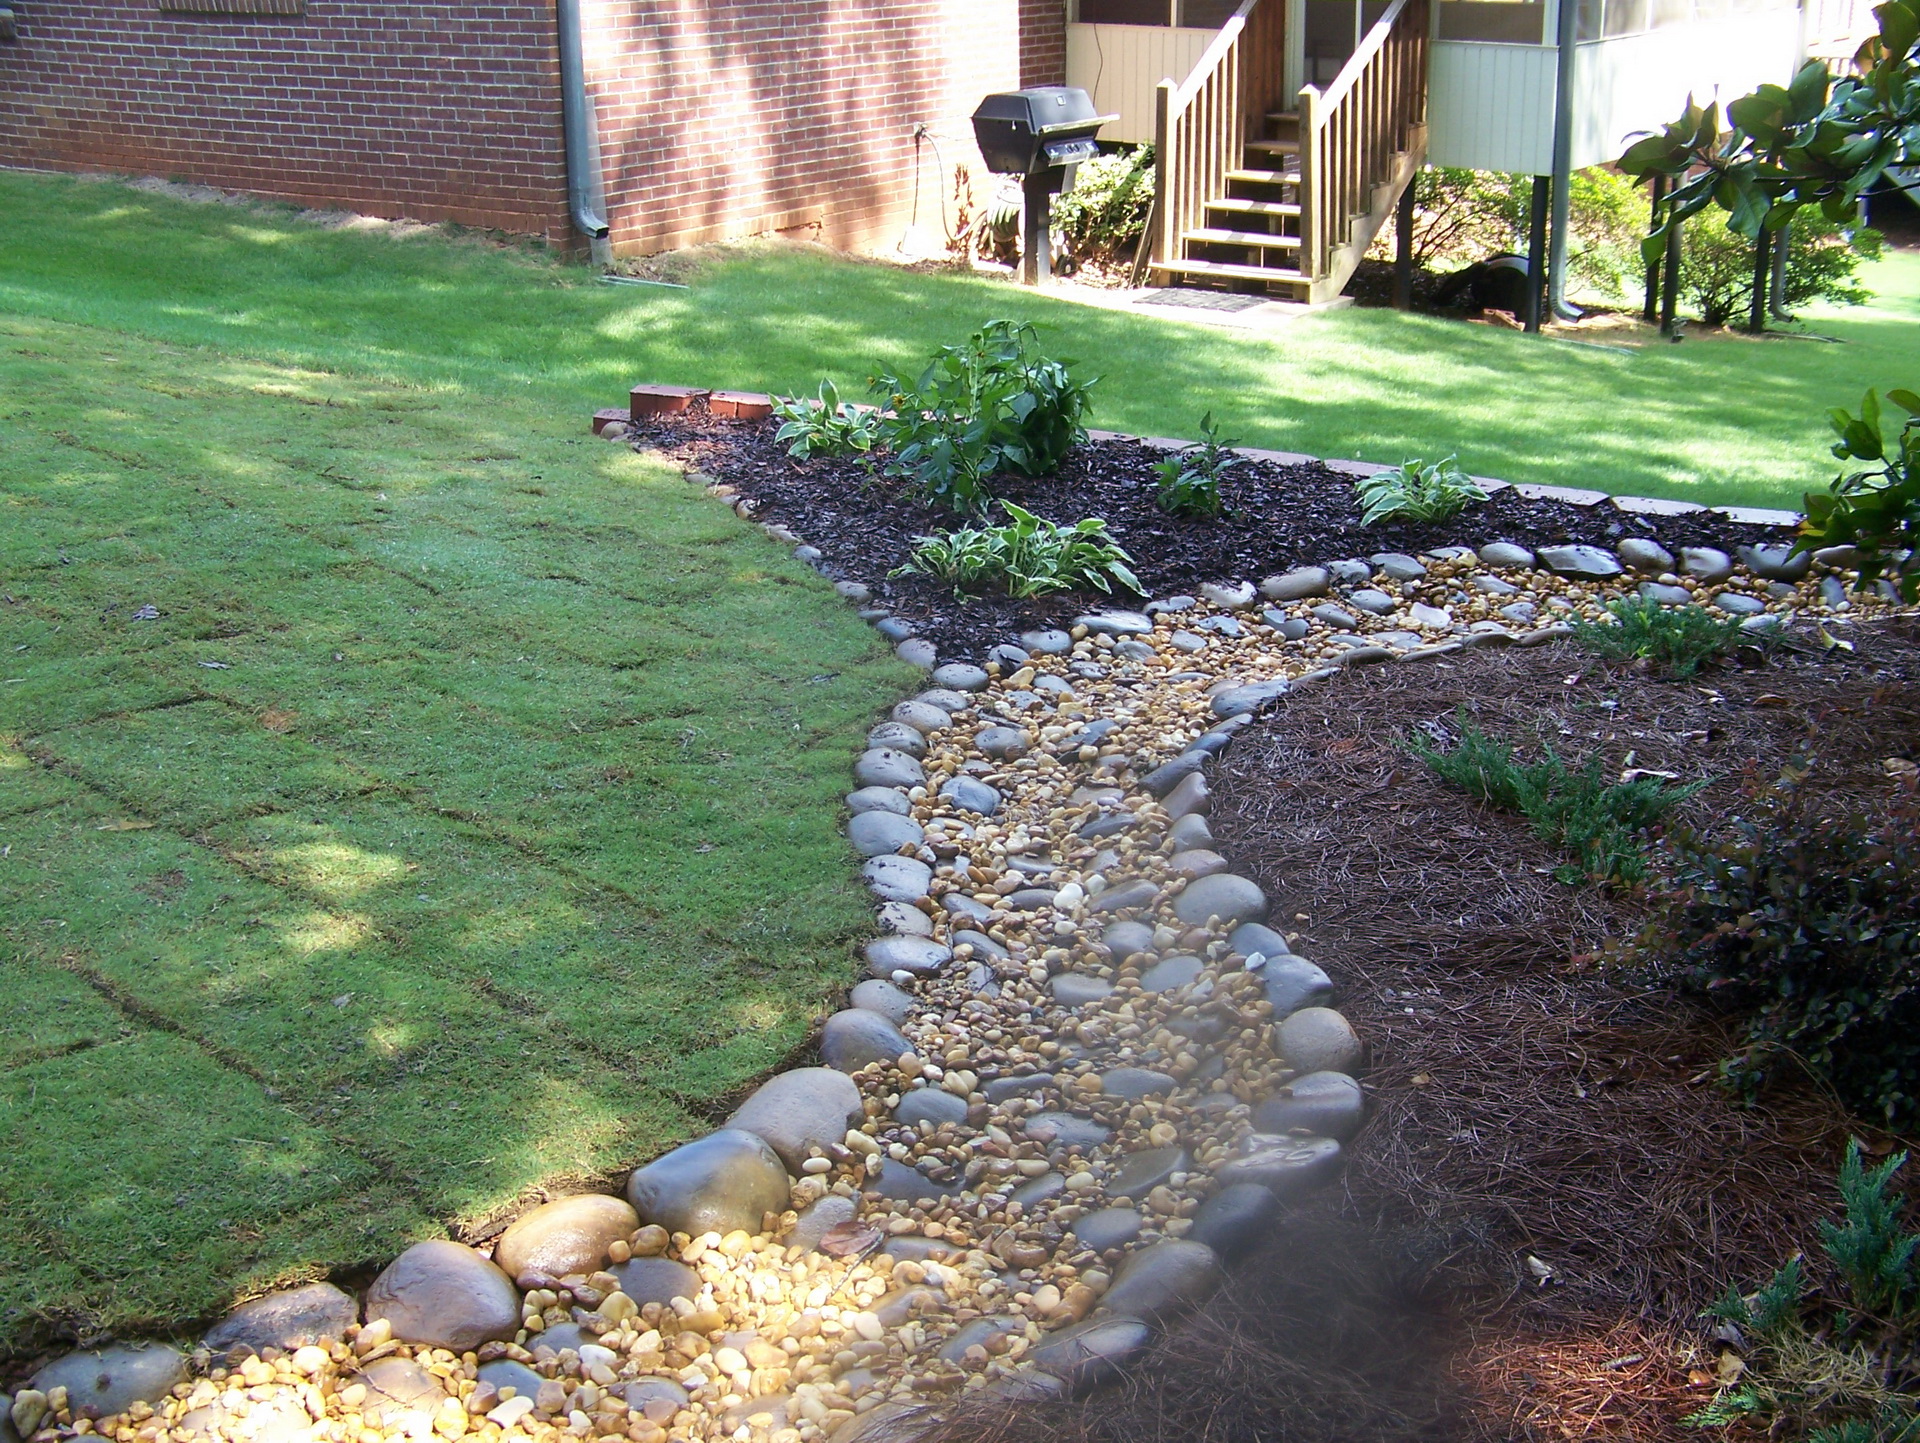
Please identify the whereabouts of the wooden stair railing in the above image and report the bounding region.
[1298,0,1429,303]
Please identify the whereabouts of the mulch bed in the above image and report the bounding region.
[911,618,1920,1443]
[627,411,1786,659]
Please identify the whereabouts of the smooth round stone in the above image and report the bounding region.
[1327,559,1372,585]
[1228,921,1291,959]
[1031,1317,1154,1395]
[1347,588,1396,614]
[1477,541,1535,569]
[1173,872,1267,927]
[1141,751,1208,797]
[944,892,994,924]
[1681,546,1736,583]
[1371,552,1426,580]
[1091,879,1158,914]
[821,1008,913,1072]
[835,580,873,603]
[608,1256,701,1309]
[1004,887,1057,913]
[936,1317,1023,1364]
[847,786,911,816]
[847,810,924,857]
[1010,1171,1067,1207]
[850,978,916,1024]
[1739,543,1811,581]
[1051,973,1114,1008]
[939,775,1000,815]
[1026,1112,1111,1150]
[626,1129,790,1238]
[1113,638,1156,660]
[1537,544,1623,578]
[1263,955,1336,1016]
[867,936,948,982]
[496,1193,638,1281]
[1189,1183,1280,1260]
[1640,581,1694,607]
[1268,613,1312,639]
[1255,1070,1365,1141]
[895,1087,969,1127]
[895,639,938,668]
[33,1344,188,1419]
[987,641,1032,666]
[179,1390,309,1441]
[866,720,927,757]
[1310,603,1359,631]
[865,1158,961,1202]
[890,699,951,734]
[1408,602,1452,630]
[1500,601,1539,624]
[364,1241,519,1352]
[976,725,1031,759]
[861,854,933,903]
[1021,628,1073,654]
[1139,954,1204,993]
[784,1195,858,1255]
[525,1321,591,1356]
[1103,920,1157,958]
[1261,566,1330,601]
[853,747,924,789]
[727,1066,863,1171]
[1169,848,1227,879]
[1277,1007,1362,1074]
[1102,1067,1177,1100]
[1168,812,1215,851]
[931,662,990,691]
[1109,1145,1187,1196]
[1617,537,1675,572]
[1071,1206,1144,1252]
[953,928,1009,961]
[1473,572,1521,595]
[204,1281,357,1357]
[1742,613,1785,635]
[620,1378,691,1424]
[352,1358,445,1429]
[875,901,932,938]
[1163,770,1211,823]
[1199,579,1257,609]
[1713,591,1767,616]
[1075,609,1153,636]
[1078,810,1135,841]
[1215,1135,1345,1199]
[1096,1239,1221,1325]
[916,687,972,712]
[876,616,917,642]
[982,1073,1054,1103]
[477,1358,547,1398]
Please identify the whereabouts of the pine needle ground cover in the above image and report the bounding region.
[0,316,909,1352]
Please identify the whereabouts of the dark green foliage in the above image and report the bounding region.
[1645,779,1920,1126]
[1054,147,1156,265]
[771,379,881,460]
[894,503,1139,599]
[1152,412,1239,519]
[1407,712,1706,882]
[1705,1257,1807,1338]
[1797,387,1920,603]
[1355,455,1489,525]
[873,319,1095,515]
[1571,596,1748,678]
[1823,1142,1920,1321]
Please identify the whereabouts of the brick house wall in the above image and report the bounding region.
[0,0,1042,255]
[0,2,573,240]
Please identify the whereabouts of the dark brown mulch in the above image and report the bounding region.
[627,410,1786,660]
[907,619,1920,1443]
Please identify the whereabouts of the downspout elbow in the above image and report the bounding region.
[556,0,610,245]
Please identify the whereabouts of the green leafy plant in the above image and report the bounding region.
[1796,387,1920,603]
[893,502,1139,599]
[1823,1142,1920,1322]
[771,380,882,461]
[1644,776,1920,1126]
[1571,597,1748,678]
[873,320,1096,515]
[1407,712,1706,883]
[1152,412,1240,519]
[1053,147,1156,266]
[1706,1257,1807,1339]
[1677,211,1884,328]
[1355,455,1489,526]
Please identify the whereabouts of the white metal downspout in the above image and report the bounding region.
[557,0,613,264]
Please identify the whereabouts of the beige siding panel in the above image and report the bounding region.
[1428,41,1556,173]
[1066,23,1218,142]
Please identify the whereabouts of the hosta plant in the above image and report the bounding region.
[1355,455,1489,526]
[894,503,1139,599]
[770,380,881,461]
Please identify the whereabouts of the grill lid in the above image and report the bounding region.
[971,86,1105,133]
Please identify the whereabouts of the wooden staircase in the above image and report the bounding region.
[1151,0,1429,306]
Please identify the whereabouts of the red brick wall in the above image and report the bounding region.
[1019,0,1067,87]
[583,0,1022,256]
[0,1,571,240]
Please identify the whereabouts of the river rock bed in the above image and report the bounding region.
[3,412,1903,1443]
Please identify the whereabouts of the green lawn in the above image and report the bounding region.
[5,169,1919,510]
[1,168,1915,1352]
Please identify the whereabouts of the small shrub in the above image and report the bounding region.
[1407,711,1706,882]
[1152,413,1239,519]
[1643,777,1920,1127]
[1355,455,1489,526]
[770,380,881,461]
[1571,596,1747,678]
[1822,1141,1920,1322]
[893,503,1139,599]
[1053,147,1155,266]
[1796,387,1920,603]
[1678,211,1884,328]
[873,320,1095,515]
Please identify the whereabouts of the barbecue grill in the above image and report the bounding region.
[971,87,1115,284]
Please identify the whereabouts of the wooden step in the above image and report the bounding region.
[1207,197,1302,218]
[1227,167,1302,188]
[1184,227,1302,250]
[1246,138,1301,156]
[1157,257,1309,285]
[1265,110,1300,124]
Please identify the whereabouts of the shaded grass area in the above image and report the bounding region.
[4,170,1920,508]
[0,314,911,1354]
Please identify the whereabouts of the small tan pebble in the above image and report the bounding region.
[354,1318,393,1353]
[630,1226,670,1256]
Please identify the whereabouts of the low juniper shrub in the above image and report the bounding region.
[1571,596,1749,678]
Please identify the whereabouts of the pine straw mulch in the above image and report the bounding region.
[904,614,1920,1443]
